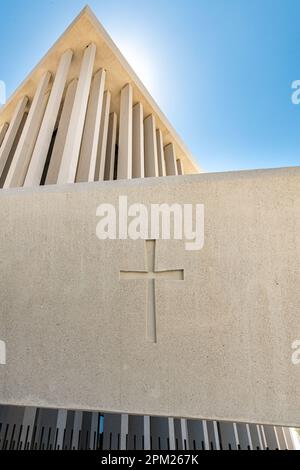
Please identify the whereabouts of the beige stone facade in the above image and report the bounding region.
[0,6,297,450]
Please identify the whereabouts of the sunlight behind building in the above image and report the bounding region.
[117,37,162,99]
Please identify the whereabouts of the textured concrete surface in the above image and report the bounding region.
[0,167,300,427]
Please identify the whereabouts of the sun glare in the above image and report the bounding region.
[117,39,159,96]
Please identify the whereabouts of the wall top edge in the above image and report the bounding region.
[0,166,299,199]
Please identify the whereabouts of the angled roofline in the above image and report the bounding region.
[0,5,201,174]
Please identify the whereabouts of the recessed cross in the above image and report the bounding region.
[120,240,184,343]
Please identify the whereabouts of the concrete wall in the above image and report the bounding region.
[0,167,299,427]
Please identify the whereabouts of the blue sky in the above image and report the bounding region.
[0,0,299,172]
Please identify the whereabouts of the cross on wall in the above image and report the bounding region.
[120,240,184,343]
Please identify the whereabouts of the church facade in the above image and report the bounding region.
[0,7,298,450]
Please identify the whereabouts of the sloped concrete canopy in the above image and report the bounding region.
[0,6,199,176]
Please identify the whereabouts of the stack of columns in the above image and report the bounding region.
[0,48,185,191]
[0,405,294,450]
[117,83,184,181]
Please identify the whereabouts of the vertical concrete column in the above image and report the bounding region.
[117,84,133,180]
[274,426,284,450]
[132,103,144,178]
[181,419,189,450]
[260,425,268,449]
[144,416,151,450]
[202,420,210,450]
[255,425,264,450]
[0,112,28,188]
[262,425,279,450]
[246,424,261,450]
[5,72,51,188]
[45,79,78,185]
[168,418,176,450]
[24,50,73,187]
[96,90,111,181]
[275,427,287,450]
[144,114,158,177]
[164,142,178,176]
[213,421,221,450]
[246,424,254,450]
[57,44,96,184]
[233,423,240,449]
[156,129,166,177]
[76,69,106,183]
[55,410,68,450]
[0,123,8,148]
[282,428,294,450]
[120,414,128,450]
[236,423,252,449]
[104,112,117,181]
[0,96,28,181]
[176,159,184,176]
